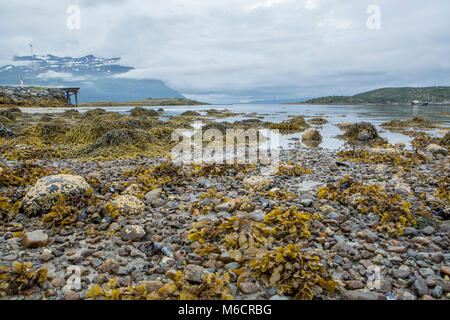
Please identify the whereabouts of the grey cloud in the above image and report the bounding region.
[0,0,449,103]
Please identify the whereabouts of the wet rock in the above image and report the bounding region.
[22,230,49,248]
[215,201,235,213]
[120,225,146,241]
[426,144,447,155]
[440,266,450,277]
[138,280,164,293]
[431,286,443,299]
[388,246,407,254]
[392,269,411,279]
[111,195,145,215]
[300,199,313,207]
[422,226,435,235]
[358,229,378,243]
[39,249,54,262]
[64,290,80,300]
[145,188,161,202]
[394,183,412,196]
[413,277,429,297]
[23,175,92,216]
[161,246,174,259]
[184,264,210,283]
[343,290,386,300]
[239,281,260,294]
[345,281,364,290]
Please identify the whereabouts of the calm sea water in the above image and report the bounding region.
[21,104,450,150]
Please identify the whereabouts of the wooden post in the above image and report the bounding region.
[75,90,78,108]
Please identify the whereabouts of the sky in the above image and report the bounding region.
[1,0,449,103]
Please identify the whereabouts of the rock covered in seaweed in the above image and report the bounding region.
[129,107,159,117]
[340,122,379,142]
[22,175,92,216]
[302,129,322,141]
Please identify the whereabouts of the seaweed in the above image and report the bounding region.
[0,262,48,296]
[270,116,310,134]
[317,175,420,234]
[129,107,159,118]
[277,162,312,176]
[339,122,379,142]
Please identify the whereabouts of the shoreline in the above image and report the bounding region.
[0,106,449,301]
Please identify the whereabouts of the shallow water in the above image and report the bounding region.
[20,104,450,150]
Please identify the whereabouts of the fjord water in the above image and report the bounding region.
[22,104,450,150]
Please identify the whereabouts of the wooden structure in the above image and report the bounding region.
[62,88,80,107]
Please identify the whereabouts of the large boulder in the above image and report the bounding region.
[110,195,145,215]
[23,175,92,216]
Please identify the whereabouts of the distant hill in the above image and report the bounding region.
[288,86,450,105]
[239,98,314,104]
[0,54,184,103]
[79,97,208,107]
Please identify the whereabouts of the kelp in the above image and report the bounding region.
[0,162,53,188]
[381,117,440,129]
[277,162,312,176]
[0,262,48,296]
[23,120,70,143]
[191,188,229,215]
[317,175,418,234]
[86,272,233,300]
[270,116,310,134]
[264,206,320,240]
[187,212,337,300]
[0,141,65,160]
[129,107,159,118]
[266,188,297,201]
[308,118,328,125]
[337,144,427,168]
[42,189,99,228]
[0,196,21,221]
[247,244,337,300]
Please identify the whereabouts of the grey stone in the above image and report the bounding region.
[184,264,210,283]
[343,290,387,300]
[413,277,428,297]
[22,230,48,248]
[120,225,146,242]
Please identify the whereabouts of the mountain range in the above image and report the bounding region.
[0,54,184,103]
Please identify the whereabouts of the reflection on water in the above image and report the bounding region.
[20,104,450,150]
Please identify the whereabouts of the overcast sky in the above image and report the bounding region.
[1,0,449,103]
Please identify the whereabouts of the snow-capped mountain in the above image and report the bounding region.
[0,54,183,102]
